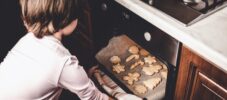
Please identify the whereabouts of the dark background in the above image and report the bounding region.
[0,0,26,62]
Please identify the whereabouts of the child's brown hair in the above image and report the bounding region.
[19,0,79,38]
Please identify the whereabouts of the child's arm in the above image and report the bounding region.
[58,56,110,100]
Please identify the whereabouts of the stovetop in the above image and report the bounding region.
[141,0,227,26]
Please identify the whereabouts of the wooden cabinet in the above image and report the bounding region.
[174,46,227,100]
[191,72,227,100]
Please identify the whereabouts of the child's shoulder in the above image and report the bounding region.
[15,33,72,59]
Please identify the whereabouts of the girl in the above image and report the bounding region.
[0,0,141,99]
[0,0,109,99]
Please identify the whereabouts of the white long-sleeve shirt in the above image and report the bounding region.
[0,33,108,100]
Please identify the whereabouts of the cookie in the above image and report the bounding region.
[134,84,148,94]
[130,60,144,69]
[128,46,139,54]
[144,56,157,64]
[162,64,168,70]
[126,54,139,62]
[143,77,162,90]
[110,56,121,64]
[139,49,149,56]
[112,64,125,74]
[123,72,140,85]
[160,69,168,79]
[142,64,162,76]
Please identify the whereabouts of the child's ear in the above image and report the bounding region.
[61,19,78,36]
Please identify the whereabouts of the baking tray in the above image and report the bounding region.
[95,35,168,100]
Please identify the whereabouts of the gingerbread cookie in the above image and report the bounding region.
[112,64,125,74]
[160,69,168,79]
[110,56,121,64]
[126,54,139,62]
[144,56,157,64]
[128,46,139,54]
[142,64,162,76]
[143,77,162,90]
[134,84,148,94]
[130,60,144,69]
[123,72,140,85]
[139,49,149,56]
[162,64,168,70]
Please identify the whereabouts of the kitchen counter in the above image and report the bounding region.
[115,0,227,72]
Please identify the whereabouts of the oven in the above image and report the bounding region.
[89,0,181,99]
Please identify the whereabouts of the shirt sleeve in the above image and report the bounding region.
[58,56,109,100]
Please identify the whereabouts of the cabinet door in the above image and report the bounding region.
[191,72,227,100]
[174,46,227,100]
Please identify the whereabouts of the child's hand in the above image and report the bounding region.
[88,65,99,77]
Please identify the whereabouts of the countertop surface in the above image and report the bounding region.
[115,0,227,72]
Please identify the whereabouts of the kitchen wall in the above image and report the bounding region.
[0,0,26,62]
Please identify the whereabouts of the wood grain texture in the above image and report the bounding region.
[174,46,227,100]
